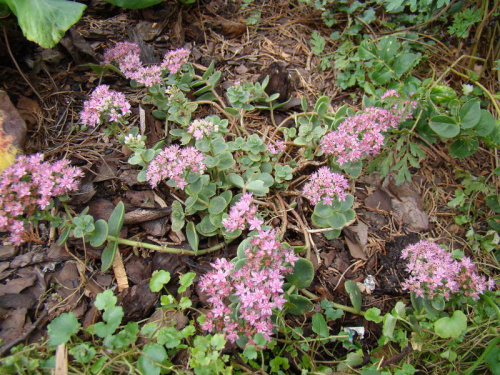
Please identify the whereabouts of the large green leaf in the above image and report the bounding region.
[284,294,313,315]
[449,137,479,158]
[429,115,460,138]
[104,0,162,9]
[3,0,86,48]
[434,310,467,339]
[286,258,314,288]
[47,312,80,346]
[459,99,481,129]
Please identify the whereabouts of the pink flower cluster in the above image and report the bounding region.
[0,154,83,245]
[303,167,349,206]
[103,42,189,87]
[161,48,190,74]
[222,193,263,232]
[80,85,131,127]
[146,145,206,189]
[187,118,218,140]
[267,140,286,155]
[200,227,298,344]
[320,107,400,165]
[401,240,495,300]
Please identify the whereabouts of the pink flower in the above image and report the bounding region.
[146,145,206,189]
[199,227,298,345]
[161,48,190,74]
[222,193,261,232]
[187,118,218,140]
[303,167,349,206]
[401,240,495,300]
[0,154,83,245]
[320,107,400,165]
[80,85,131,127]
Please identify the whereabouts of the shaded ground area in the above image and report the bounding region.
[0,0,497,367]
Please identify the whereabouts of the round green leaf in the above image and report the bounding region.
[340,195,355,211]
[285,258,314,288]
[138,343,167,375]
[327,212,347,229]
[6,0,86,49]
[285,294,314,315]
[311,213,330,228]
[48,312,80,346]
[434,310,467,339]
[314,203,335,218]
[429,115,460,138]
[208,196,228,215]
[150,270,171,292]
[89,219,108,247]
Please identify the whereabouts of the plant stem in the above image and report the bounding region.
[300,288,366,316]
[106,235,229,256]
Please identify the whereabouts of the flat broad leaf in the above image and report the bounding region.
[4,0,86,48]
[312,313,329,338]
[149,270,171,292]
[448,137,479,158]
[393,53,420,76]
[459,99,481,129]
[89,219,108,247]
[429,115,460,138]
[474,109,495,136]
[208,196,227,215]
[285,294,313,315]
[48,312,80,346]
[434,310,467,339]
[286,258,314,288]
[138,342,167,375]
[178,272,196,293]
[108,201,125,236]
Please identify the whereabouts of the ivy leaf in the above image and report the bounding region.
[178,272,196,294]
[138,343,167,375]
[3,0,86,48]
[149,270,171,292]
[94,290,117,310]
[92,306,124,338]
[47,312,80,346]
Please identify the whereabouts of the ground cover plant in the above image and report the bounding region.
[0,0,498,374]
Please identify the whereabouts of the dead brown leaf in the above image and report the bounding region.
[220,21,246,38]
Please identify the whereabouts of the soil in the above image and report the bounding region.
[0,0,497,366]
